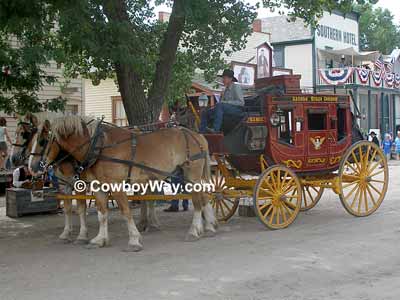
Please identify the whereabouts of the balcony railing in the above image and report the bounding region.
[317,67,399,90]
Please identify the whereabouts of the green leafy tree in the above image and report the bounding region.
[354,3,400,53]
[1,0,378,123]
[0,1,66,114]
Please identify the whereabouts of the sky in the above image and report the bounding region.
[154,0,400,24]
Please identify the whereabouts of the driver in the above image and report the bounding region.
[199,69,244,133]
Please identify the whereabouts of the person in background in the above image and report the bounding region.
[0,117,12,170]
[164,170,188,212]
[382,133,393,161]
[199,69,244,133]
[369,131,380,148]
[395,131,400,160]
[339,55,346,67]
[13,164,32,188]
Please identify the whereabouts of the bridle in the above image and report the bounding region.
[12,121,38,162]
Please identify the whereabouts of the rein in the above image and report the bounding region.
[42,118,207,183]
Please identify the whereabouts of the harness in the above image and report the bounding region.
[13,121,38,161]
[47,119,207,183]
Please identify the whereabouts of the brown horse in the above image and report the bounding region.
[34,115,216,251]
[29,118,90,244]
[30,117,164,238]
[12,113,90,244]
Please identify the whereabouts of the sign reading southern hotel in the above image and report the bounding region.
[316,24,357,46]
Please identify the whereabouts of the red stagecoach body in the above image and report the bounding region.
[200,78,354,175]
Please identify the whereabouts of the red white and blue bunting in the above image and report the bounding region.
[385,72,395,88]
[356,68,370,84]
[371,70,384,87]
[395,74,400,89]
[319,68,354,85]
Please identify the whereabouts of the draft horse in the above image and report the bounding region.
[33,115,216,251]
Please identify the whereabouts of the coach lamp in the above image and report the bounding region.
[270,107,283,127]
[198,93,209,108]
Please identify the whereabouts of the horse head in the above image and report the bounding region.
[10,113,38,167]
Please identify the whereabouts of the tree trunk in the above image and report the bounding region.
[147,0,186,120]
[103,0,186,125]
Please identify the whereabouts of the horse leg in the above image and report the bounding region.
[136,202,148,232]
[59,199,73,242]
[201,193,218,237]
[114,192,143,252]
[147,201,161,232]
[74,198,89,244]
[87,191,109,248]
[185,192,204,241]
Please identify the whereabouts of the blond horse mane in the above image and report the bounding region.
[51,115,98,140]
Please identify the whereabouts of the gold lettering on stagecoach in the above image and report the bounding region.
[307,157,327,164]
[290,96,339,102]
[247,116,266,123]
[282,159,302,169]
[310,136,326,150]
[329,156,341,165]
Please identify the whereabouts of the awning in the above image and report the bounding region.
[318,47,380,61]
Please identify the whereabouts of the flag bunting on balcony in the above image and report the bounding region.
[356,68,370,84]
[371,70,384,87]
[395,74,400,88]
[385,72,395,88]
[319,68,354,85]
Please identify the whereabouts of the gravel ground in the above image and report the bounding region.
[0,162,400,300]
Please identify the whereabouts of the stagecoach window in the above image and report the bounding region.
[308,112,326,130]
[278,110,294,145]
[337,108,346,140]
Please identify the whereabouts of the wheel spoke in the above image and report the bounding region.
[350,187,361,208]
[368,169,384,178]
[342,181,359,189]
[262,204,273,218]
[283,199,297,210]
[344,183,359,201]
[345,161,359,174]
[366,184,377,206]
[364,187,369,212]
[280,205,287,223]
[368,159,383,174]
[357,186,363,213]
[367,182,383,197]
[269,206,276,224]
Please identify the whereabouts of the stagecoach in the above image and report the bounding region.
[186,76,389,229]
[13,75,389,240]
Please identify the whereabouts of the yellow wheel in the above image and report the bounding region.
[253,165,302,229]
[338,141,389,217]
[210,166,239,222]
[300,185,324,211]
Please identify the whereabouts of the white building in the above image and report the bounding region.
[260,11,400,135]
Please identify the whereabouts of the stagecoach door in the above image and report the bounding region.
[305,108,330,168]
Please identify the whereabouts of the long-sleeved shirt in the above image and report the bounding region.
[221,83,244,106]
[13,167,29,188]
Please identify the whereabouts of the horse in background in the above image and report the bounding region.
[34,115,216,251]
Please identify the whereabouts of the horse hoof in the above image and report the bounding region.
[185,233,200,242]
[58,238,72,244]
[204,230,217,238]
[74,239,89,245]
[137,222,147,233]
[146,225,161,233]
[123,244,143,252]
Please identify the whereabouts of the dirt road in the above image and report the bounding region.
[0,164,399,300]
